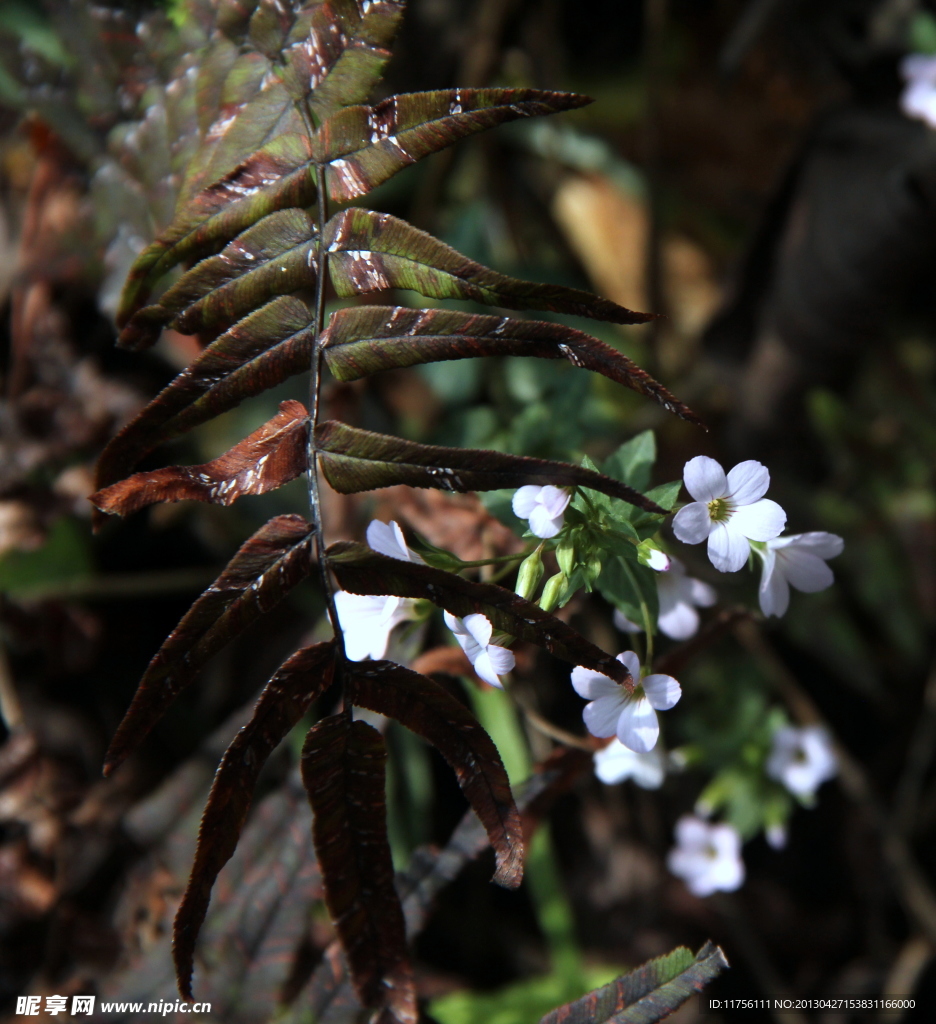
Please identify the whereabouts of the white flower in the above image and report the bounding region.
[334,592,422,661]
[444,611,515,688]
[613,557,717,641]
[571,650,681,754]
[594,739,665,788]
[758,532,843,618]
[673,456,786,573]
[900,54,936,128]
[334,520,424,661]
[512,485,571,539]
[766,725,837,800]
[667,816,745,897]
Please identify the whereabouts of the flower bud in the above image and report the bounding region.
[637,540,670,571]
[515,546,545,600]
[556,536,576,577]
[539,572,566,613]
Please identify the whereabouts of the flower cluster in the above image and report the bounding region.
[670,456,843,619]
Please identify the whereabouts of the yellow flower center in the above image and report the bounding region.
[706,497,732,523]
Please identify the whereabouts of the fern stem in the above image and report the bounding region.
[305,132,346,661]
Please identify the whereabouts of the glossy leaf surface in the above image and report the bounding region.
[174,641,337,998]
[118,134,316,324]
[347,661,523,887]
[301,715,416,1021]
[316,89,591,202]
[327,542,633,687]
[326,208,653,324]
[315,420,664,512]
[181,1,405,205]
[92,401,309,516]
[104,515,315,775]
[323,306,700,423]
[120,87,592,323]
[96,296,315,492]
[539,942,729,1024]
[119,210,318,351]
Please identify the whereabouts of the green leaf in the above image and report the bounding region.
[322,306,699,423]
[118,209,317,351]
[625,481,682,539]
[327,542,634,688]
[596,554,659,631]
[95,296,315,492]
[174,640,337,998]
[538,942,728,1024]
[301,716,416,1021]
[315,421,665,512]
[326,209,655,326]
[104,514,315,775]
[601,431,656,491]
[347,661,523,888]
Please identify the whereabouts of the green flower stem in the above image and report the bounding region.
[620,556,655,668]
[468,685,585,985]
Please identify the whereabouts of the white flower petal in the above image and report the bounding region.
[617,650,641,681]
[616,697,659,753]
[538,485,571,517]
[729,499,786,542]
[335,591,395,661]
[674,815,711,848]
[443,610,462,634]
[683,456,727,503]
[366,519,417,562]
[594,740,664,788]
[461,613,493,648]
[646,548,671,571]
[725,460,770,505]
[528,503,563,538]
[473,650,504,688]
[672,502,714,545]
[642,673,682,711]
[512,485,541,518]
[770,531,843,559]
[583,693,626,738]
[779,549,834,593]
[570,666,620,701]
[759,550,790,618]
[657,600,699,640]
[707,522,750,573]
[485,644,515,678]
[688,577,718,607]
